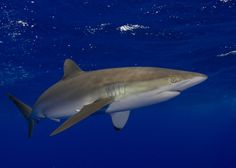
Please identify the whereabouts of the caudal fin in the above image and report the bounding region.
[7,94,35,138]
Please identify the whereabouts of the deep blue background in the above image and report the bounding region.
[1,0,236,167]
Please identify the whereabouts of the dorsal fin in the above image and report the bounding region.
[63,59,84,80]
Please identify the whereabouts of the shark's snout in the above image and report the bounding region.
[190,74,208,86]
[173,73,207,91]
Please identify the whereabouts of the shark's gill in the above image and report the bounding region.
[105,83,126,98]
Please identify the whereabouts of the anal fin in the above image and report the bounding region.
[49,118,61,122]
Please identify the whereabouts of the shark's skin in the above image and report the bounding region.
[8,59,207,136]
[31,64,207,120]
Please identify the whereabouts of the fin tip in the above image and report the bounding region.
[114,126,122,131]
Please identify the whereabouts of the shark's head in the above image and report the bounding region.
[159,69,208,92]
[105,68,208,113]
[117,67,207,98]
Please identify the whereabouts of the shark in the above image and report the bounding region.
[8,59,207,137]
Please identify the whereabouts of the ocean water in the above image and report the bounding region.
[1,0,236,167]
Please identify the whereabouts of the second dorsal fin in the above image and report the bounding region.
[63,59,84,80]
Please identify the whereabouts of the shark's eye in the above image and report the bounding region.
[170,78,179,84]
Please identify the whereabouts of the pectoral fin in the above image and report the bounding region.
[111,111,130,131]
[50,98,113,136]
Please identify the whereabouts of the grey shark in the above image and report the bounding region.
[8,59,207,137]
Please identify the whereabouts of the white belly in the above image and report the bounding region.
[106,90,180,113]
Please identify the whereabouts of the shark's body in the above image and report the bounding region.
[8,59,207,137]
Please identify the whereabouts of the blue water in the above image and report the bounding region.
[1,0,236,167]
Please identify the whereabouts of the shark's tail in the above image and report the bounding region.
[7,94,35,138]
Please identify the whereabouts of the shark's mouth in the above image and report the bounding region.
[172,76,207,92]
[173,90,181,93]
